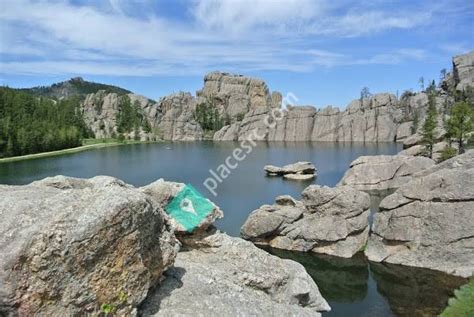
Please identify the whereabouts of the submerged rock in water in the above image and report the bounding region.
[241,185,370,258]
[264,161,317,180]
[139,231,330,316]
[366,151,474,277]
[337,154,435,192]
[0,176,179,316]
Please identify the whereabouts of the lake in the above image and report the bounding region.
[0,141,465,316]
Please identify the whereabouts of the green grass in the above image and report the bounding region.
[440,276,474,317]
[82,138,121,145]
[0,138,160,163]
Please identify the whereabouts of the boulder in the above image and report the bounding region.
[414,149,474,178]
[140,231,330,316]
[264,162,317,177]
[241,185,370,258]
[398,144,424,156]
[337,155,435,192]
[0,176,179,316]
[365,153,474,277]
[399,142,460,163]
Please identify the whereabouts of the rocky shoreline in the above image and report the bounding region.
[0,176,329,316]
[1,153,472,316]
[242,150,474,278]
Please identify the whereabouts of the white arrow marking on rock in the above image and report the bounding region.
[180,198,197,216]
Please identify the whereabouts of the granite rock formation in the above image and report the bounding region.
[78,52,473,143]
[140,231,330,316]
[365,151,474,277]
[0,175,332,316]
[153,92,204,141]
[241,185,371,258]
[453,51,474,91]
[0,176,179,316]
[337,155,435,192]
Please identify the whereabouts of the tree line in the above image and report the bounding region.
[420,82,474,161]
[0,87,92,158]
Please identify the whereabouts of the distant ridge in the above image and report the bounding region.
[16,77,131,99]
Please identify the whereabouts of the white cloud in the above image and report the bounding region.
[193,0,325,34]
[192,0,432,37]
[306,11,431,37]
[0,0,457,76]
[439,43,473,56]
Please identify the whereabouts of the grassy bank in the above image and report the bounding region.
[0,139,158,163]
[441,277,474,317]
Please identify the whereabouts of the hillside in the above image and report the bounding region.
[16,77,131,99]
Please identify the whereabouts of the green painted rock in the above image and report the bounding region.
[141,180,223,234]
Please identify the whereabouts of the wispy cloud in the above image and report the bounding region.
[0,0,470,76]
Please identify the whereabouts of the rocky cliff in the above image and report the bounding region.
[365,150,474,277]
[79,51,473,143]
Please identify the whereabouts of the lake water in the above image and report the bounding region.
[0,141,465,316]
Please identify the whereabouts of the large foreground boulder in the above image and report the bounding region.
[0,176,179,316]
[140,231,330,316]
[241,185,370,258]
[337,155,435,192]
[365,151,474,277]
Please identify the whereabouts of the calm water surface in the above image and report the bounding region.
[0,141,465,316]
[0,141,400,236]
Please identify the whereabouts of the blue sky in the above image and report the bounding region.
[0,0,473,108]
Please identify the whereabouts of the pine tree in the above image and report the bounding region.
[445,101,474,154]
[421,93,438,158]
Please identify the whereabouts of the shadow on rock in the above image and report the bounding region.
[137,266,186,316]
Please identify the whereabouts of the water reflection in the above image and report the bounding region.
[262,247,368,302]
[370,262,467,317]
[261,247,467,317]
